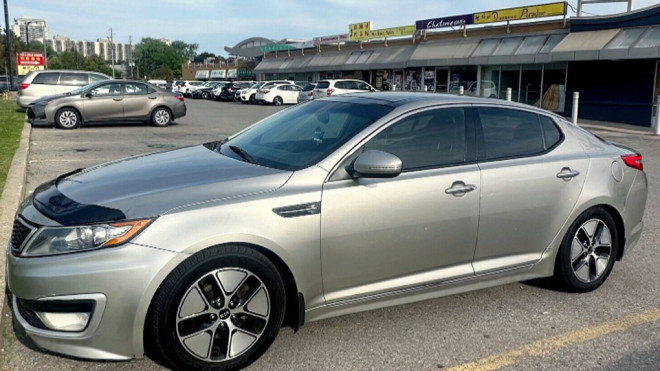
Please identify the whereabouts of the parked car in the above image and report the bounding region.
[0,75,19,91]
[25,80,186,129]
[218,82,252,101]
[254,83,302,105]
[178,81,206,97]
[191,82,227,99]
[239,81,292,104]
[7,93,647,370]
[297,83,316,103]
[17,69,111,108]
[313,79,376,99]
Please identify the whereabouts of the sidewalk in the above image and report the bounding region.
[575,117,656,136]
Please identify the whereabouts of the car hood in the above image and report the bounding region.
[30,92,75,105]
[31,144,293,225]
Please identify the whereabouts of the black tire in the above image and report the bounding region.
[249,95,256,104]
[553,207,619,292]
[202,91,210,99]
[241,100,248,105]
[151,245,286,371]
[152,107,172,127]
[272,96,283,106]
[55,108,81,129]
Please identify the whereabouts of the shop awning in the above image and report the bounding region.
[600,26,660,59]
[302,52,352,72]
[467,33,567,65]
[358,45,417,70]
[549,28,620,61]
[409,39,480,67]
[253,57,288,72]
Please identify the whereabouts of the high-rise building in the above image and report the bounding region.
[12,16,49,43]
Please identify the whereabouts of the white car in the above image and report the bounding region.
[177,81,205,97]
[240,81,292,104]
[313,79,376,99]
[254,83,302,105]
[17,70,111,108]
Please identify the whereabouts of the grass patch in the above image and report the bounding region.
[0,101,25,194]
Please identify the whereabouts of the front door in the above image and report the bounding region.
[82,81,124,121]
[321,107,479,303]
[472,107,589,273]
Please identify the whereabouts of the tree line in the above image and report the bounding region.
[1,32,222,80]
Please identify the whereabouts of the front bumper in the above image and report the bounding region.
[8,235,180,360]
[25,104,52,127]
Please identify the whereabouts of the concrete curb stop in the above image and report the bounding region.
[0,120,31,348]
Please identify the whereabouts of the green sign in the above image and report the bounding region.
[238,70,254,78]
[259,44,296,53]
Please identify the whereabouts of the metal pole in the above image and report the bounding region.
[654,95,660,136]
[25,23,29,48]
[4,0,14,87]
[572,92,579,125]
[459,86,464,95]
[506,87,512,101]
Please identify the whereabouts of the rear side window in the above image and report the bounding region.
[60,73,89,86]
[335,81,353,89]
[477,108,547,160]
[303,84,315,91]
[316,81,330,89]
[32,72,60,85]
[539,116,562,149]
[90,74,108,83]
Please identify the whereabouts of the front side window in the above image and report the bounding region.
[218,100,394,170]
[477,107,558,161]
[364,108,467,170]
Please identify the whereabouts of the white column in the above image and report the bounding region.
[572,92,580,125]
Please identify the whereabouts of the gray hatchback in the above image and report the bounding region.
[8,93,647,370]
[26,80,187,129]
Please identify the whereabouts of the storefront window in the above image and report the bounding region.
[435,68,449,93]
[521,64,542,106]
[448,66,478,95]
[481,66,500,98]
[499,65,521,102]
[541,62,567,112]
[404,69,422,91]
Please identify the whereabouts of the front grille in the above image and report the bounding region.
[26,108,35,119]
[10,218,36,254]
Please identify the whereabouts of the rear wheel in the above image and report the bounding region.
[272,96,283,106]
[151,245,285,371]
[201,91,210,99]
[553,207,618,292]
[55,108,80,129]
[152,107,172,127]
[249,95,256,104]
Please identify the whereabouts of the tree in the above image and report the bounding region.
[171,40,198,61]
[194,51,215,63]
[151,65,174,80]
[0,31,23,75]
[134,38,186,79]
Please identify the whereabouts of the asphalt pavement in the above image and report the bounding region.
[1,98,659,370]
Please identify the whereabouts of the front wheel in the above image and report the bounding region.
[201,91,210,99]
[553,207,619,292]
[55,108,81,129]
[151,245,285,371]
[272,96,283,106]
[249,95,256,104]
[152,107,172,127]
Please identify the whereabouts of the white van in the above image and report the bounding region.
[17,70,111,108]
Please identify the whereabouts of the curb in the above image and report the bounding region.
[0,120,31,347]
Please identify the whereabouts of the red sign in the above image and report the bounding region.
[17,52,45,66]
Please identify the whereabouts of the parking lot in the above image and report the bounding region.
[2,98,660,370]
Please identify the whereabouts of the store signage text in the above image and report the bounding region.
[313,34,349,45]
[415,14,473,30]
[349,21,415,41]
[195,70,210,79]
[259,44,296,53]
[17,52,45,75]
[474,2,566,24]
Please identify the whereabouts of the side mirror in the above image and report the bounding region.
[85,91,93,98]
[351,150,402,178]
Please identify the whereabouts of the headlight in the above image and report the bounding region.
[22,219,151,257]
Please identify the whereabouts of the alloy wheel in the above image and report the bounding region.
[570,219,612,283]
[176,268,271,362]
[154,109,170,126]
[59,110,78,128]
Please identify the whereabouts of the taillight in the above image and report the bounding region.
[308,91,314,96]
[262,89,270,94]
[621,154,643,171]
[176,95,184,102]
[327,88,335,96]
[19,83,30,90]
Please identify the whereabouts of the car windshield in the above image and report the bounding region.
[251,82,265,89]
[214,100,394,171]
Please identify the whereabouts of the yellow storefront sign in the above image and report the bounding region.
[349,21,372,41]
[369,25,416,39]
[18,65,44,76]
[474,2,566,24]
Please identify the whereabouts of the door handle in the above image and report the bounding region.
[445,182,476,195]
[556,167,580,180]
[148,96,157,100]
[113,98,123,101]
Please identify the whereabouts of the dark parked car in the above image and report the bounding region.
[26,80,186,129]
[191,82,226,99]
[0,75,19,91]
[218,82,252,101]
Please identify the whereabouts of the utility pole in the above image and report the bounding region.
[108,27,115,78]
[4,0,13,85]
[128,35,132,79]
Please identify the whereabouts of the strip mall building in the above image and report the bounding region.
[205,3,660,127]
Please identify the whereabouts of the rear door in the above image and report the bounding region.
[472,107,589,273]
[27,72,60,99]
[123,82,156,120]
[82,81,124,121]
[57,72,89,94]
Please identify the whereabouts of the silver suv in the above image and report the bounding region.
[313,79,376,98]
[17,70,111,108]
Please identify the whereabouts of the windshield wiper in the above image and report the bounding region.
[229,145,255,164]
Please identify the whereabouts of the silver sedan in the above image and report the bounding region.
[8,93,647,370]
[26,80,187,129]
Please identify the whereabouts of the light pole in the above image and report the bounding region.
[3,0,13,87]
[25,21,33,49]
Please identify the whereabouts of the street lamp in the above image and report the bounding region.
[25,21,33,49]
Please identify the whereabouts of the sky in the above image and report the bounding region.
[8,0,659,57]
